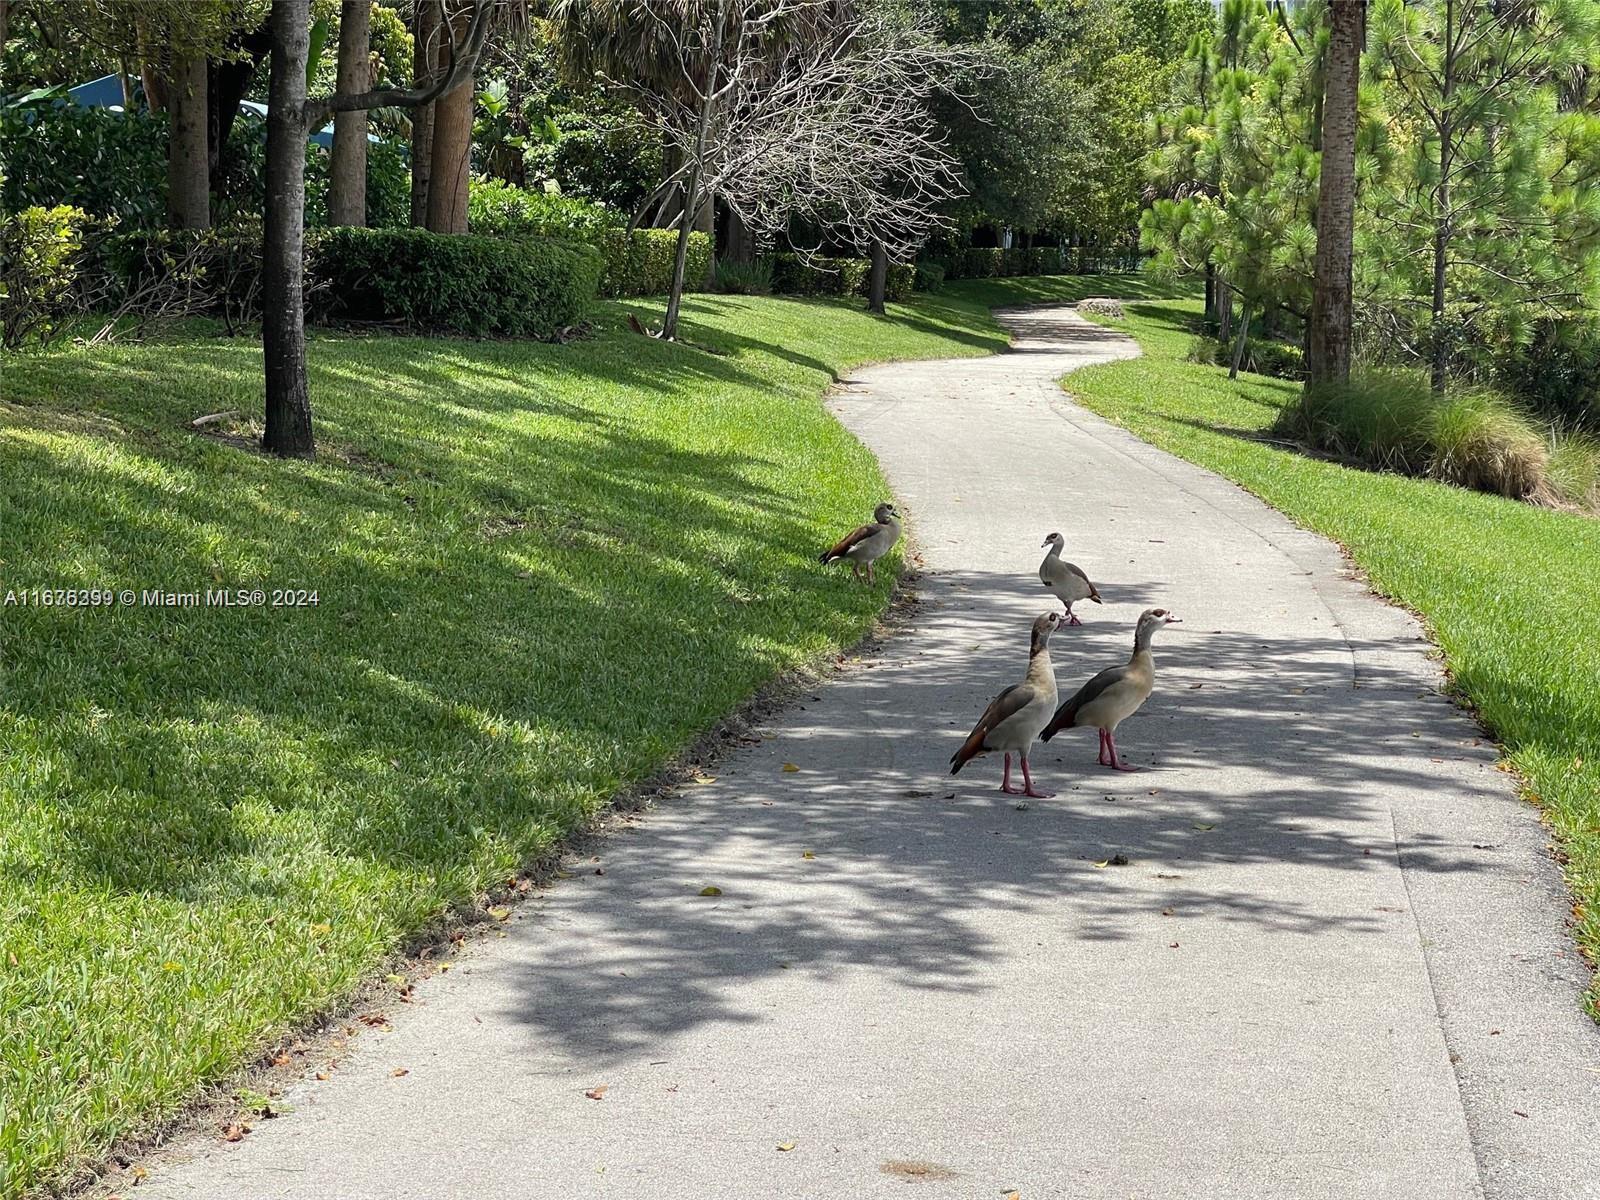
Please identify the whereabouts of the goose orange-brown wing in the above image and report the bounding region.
[820,521,879,564]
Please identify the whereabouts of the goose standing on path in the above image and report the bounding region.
[1040,607,1180,771]
[1039,532,1102,625]
[820,502,901,584]
[949,612,1065,798]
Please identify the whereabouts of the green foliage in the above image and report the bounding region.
[466,181,708,298]
[713,258,773,295]
[936,245,1073,279]
[313,229,601,337]
[769,253,871,297]
[1428,388,1550,500]
[0,205,88,349]
[914,260,946,292]
[0,100,169,227]
[884,262,916,301]
[1548,434,1600,510]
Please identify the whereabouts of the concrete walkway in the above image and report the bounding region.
[143,307,1599,1199]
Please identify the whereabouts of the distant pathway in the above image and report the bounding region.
[142,306,1599,1199]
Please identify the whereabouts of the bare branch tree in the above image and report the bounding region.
[601,0,975,338]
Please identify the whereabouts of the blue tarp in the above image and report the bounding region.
[70,74,365,149]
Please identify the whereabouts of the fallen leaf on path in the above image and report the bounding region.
[1169,942,1180,949]
[585,1085,609,1100]
[1155,873,1182,879]
[699,886,723,896]
[1192,823,1215,831]
[391,1068,409,1078]
[222,1123,249,1142]
[315,1072,330,1081]
[357,1012,389,1027]
[776,1142,796,1152]
[487,907,511,921]
[130,1166,148,1183]
[689,773,717,785]
[1093,860,1111,869]
[801,850,815,860]
[782,763,800,773]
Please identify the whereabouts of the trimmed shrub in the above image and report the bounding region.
[598,226,711,298]
[87,220,267,334]
[1,101,168,227]
[0,205,88,349]
[769,253,871,297]
[467,181,708,298]
[313,228,601,337]
[914,261,945,292]
[714,258,773,295]
[883,261,915,301]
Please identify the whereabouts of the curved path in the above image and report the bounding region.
[143,307,1598,1200]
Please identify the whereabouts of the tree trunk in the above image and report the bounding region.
[1307,0,1363,387]
[1218,277,1233,342]
[262,0,315,459]
[723,204,755,265]
[1431,0,1456,395]
[409,0,437,227]
[328,0,371,226]
[1229,303,1252,379]
[867,240,888,314]
[425,3,473,234]
[695,193,715,288]
[136,14,168,112]
[662,2,724,341]
[1204,260,1216,322]
[166,51,210,229]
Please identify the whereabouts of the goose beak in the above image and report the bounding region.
[1041,537,1051,547]
[1165,614,1182,624]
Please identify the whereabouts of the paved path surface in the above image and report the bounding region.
[143,307,1599,1199]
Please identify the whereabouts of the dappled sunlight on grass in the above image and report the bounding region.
[1067,299,1600,1016]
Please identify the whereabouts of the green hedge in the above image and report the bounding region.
[0,205,88,349]
[467,180,710,298]
[313,228,601,337]
[914,260,946,293]
[767,254,918,301]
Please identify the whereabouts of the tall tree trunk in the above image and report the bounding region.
[723,203,755,265]
[662,3,725,341]
[1307,0,1363,387]
[262,0,314,459]
[409,0,437,227]
[166,52,210,229]
[329,0,371,226]
[1431,0,1456,395]
[1204,260,1216,322]
[136,15,168,112]
[425,2,472,234]
[1229,303,1252,380]
[695,193,715,287]
[867,241,888,315]
[1218,276,1233,342]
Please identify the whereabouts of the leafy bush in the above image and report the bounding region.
[467,181,707,297]
[714,257,772,295]
[0,205,88,349]
[467,179,621,239]
[1244,339,1305,380]
[1428,388,1548,500]
[1278,368,1437,472]
[883,262,915,301]
[914,261,945,292]
[1,101,168,227]
[87,221,267,336]
[1496,319,1600,430]
[596,226,710,297]
[312,227,601,337]
[769,253,871,296]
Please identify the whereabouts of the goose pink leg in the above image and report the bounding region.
[1097,729,1112,766]
[1020,755,1052,799]
[1106,730,1137,772]
[1000,752,1024,795]
[1065,606,1082,626]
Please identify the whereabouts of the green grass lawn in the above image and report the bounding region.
[1063,299,1600,1015]
[0,274,1199,1197]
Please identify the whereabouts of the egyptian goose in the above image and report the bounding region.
[1039,532,1101,625]
[1040,607,1180,771]
[949,612,1065,798]
[820,502,901,584]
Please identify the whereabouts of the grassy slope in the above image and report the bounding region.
[0,276,1188,1196]
[1062,300,1600,1014]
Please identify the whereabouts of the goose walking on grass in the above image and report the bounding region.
[820,502,901,584]
[1039,532,1102,625]
[949,612,1065,798]
[1041,607,1180,771]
